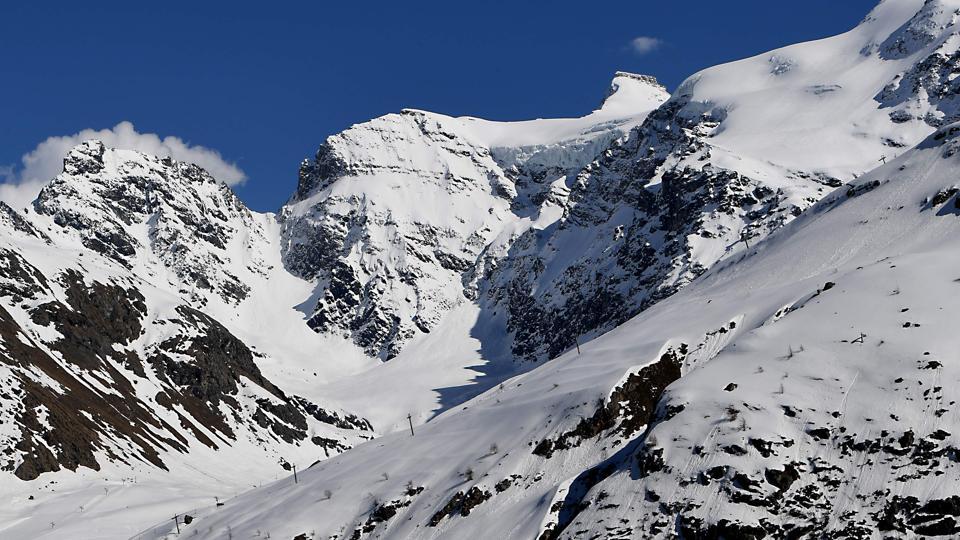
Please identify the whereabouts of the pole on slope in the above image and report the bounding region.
[172,514,180,534]
[407,413,415,436]
[575,334,581,355]
[293,464,298,484]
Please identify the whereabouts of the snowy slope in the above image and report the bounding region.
[157,98,960,540]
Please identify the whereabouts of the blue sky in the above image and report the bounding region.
[1,1,878,212]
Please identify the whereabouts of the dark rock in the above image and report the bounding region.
[764,464,800,492]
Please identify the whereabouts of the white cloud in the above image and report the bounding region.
[0,121,246,210]
[630,36,663,55]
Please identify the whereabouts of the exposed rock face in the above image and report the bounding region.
[2,268,169,480]
[876,24,960,127]
[878,0,956,60]
[0,257,371,480]
[281,110,519,358]
[533,346,685,459]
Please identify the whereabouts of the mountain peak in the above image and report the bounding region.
[32,141,263,305]
[62,139,107,177]
[48,141,235,205]
[611,71,664,88]
[600,71,669,113]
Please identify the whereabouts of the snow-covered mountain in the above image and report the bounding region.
[6,0,960,538]
[0,143,376,539]
[181,114,960,540]
[282,72,669,360]
[282,0,960,370]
